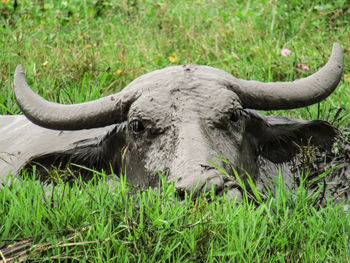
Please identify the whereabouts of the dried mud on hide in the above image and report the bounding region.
[291,128,350,206]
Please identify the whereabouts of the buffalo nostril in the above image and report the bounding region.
[224,188,243,202]
[175,187,186,199]
[200,164,215,171]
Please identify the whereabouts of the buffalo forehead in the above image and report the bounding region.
[128,67,241,124]
[125,64,238,90]
[129,85,240,125]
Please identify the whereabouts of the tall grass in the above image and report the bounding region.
[0,0,349,121]
[0,172,349,262]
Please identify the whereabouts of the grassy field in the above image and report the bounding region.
[0,0,349,262]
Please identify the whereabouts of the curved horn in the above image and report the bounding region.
[230,43,344,110]
[14,65,138,130]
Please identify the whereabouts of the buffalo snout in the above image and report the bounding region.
[171,163,225,197]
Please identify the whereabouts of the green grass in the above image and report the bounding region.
[0,173,349,262]
[0,0,349,121]
[0,0,349,262]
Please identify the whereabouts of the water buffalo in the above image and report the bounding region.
[0,43,345,199]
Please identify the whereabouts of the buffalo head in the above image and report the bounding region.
[14,43,344,194]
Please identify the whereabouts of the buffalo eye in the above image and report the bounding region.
[130,120,145,135]
[231,111,240,123]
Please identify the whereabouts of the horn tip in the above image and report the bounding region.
[15,64,25,77]
[331,42,343,60]
[333,42,341,49]
[14,65,28,91]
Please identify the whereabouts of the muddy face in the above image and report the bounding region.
[123,79,262,193]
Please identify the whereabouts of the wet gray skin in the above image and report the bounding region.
[0,43,344,198]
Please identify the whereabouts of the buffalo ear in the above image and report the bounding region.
[256,115,337,163]
[22,123,127,181]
